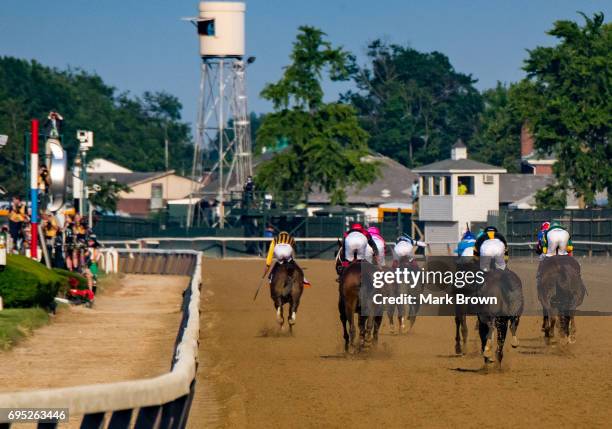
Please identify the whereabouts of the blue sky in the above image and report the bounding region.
[1,0,610,127]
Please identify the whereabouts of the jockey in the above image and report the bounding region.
[341,223,379,265]
[541,221,573,257]
[455,230,476,257]
[365,226,386,266]
[474,226,508,271]
[265,231,310,286]
[535,221,550,257]
[392,233,426,267]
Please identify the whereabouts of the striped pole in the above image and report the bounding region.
[30,119,39,260]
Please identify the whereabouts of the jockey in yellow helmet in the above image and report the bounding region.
[265,231,310,287]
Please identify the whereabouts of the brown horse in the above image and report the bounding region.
[338,259,382,352]
[269,260,304,333]
[537,256,585,344]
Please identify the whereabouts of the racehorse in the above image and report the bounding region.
[537,256,585,344]
[477,266,523,365]
[269,260,304,333]
[385,257,421,334]
[337,254,382,353]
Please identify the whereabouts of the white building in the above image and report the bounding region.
[413,140,506,254]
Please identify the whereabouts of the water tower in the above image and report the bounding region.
[186,1,253,228]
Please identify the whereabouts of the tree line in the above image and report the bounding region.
[0,57,193,195]
[256,12,611,208]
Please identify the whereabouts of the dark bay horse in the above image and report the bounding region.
[269,260,304,333]
[537,256,585,344]
[477,267,523,365]
[338,259,382,352]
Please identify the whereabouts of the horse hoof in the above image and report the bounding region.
[511,336,519,348]
[568,335,576,344]
[455,344,462,355]
[288,318,296,326]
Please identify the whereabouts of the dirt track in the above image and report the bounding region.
[190,259,612,428]
[0,274,187,392]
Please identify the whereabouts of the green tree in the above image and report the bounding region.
[256,26,378,204]
[469,82,525,172]
[346,40,483,167]
[517,12,612,207]
[0,57,193,195]
[89,180,132,213]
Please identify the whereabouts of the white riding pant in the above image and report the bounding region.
[545,229,570,256]
[460,247,474,257]
[393,240,415,262]
[479,239,506,271]
[273,243,294,262]
[344,232,368,262]
[365,236,386,265]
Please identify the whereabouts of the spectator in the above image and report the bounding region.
[457,179,468,195]
[42,212,60,267]
[8,196,27,253]
[243,176,255,208]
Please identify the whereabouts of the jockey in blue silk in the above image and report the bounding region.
[455,230,476,256]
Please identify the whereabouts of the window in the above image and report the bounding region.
[421,176,430,196]
[198,19,215,36]
[151,183,163,210]
[457,176,474,195]
[443,176,451,195]
[433,176,441,195]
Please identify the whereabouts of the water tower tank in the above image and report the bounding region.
[198,1,245,58]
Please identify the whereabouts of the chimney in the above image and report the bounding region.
[521,122,535,158]
[451,139,467,160]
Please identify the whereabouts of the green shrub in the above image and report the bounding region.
[0,255,64,308]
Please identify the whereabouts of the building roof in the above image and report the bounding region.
[88,171,172,186]
[87,158,133,174]
[499,174,555,204]
[307,155,418,205]
[413,158,506,173]
[452,139,466,148]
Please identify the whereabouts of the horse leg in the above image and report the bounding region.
[408,302,418,331]
[495,316,509,365]
[558,315,570,345]
[386,303,395,334]
[372,315,383,345]
[478,315,494,363]
[460,315,468,352]
[274,299,284,327]
[398,303,407,333]
[288,290,301,326]
[358,314,368,351]
[454,315,462,355]
[345,301,357,352]
[510,316,520,348]
[568,315,576,344]
[339,298,350,352]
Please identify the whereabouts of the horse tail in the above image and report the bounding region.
[354,250,358,260]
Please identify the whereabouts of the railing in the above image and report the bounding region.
[100,237,612,260]
[0,249,202,429]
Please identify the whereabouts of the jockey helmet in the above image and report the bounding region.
[462,230,475,241]
[550,221,562,229]
[541,221,551,231]
[484,226,498,240]
[367,226,381,237]
[276,231,295,247]
[351,223,363,231]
